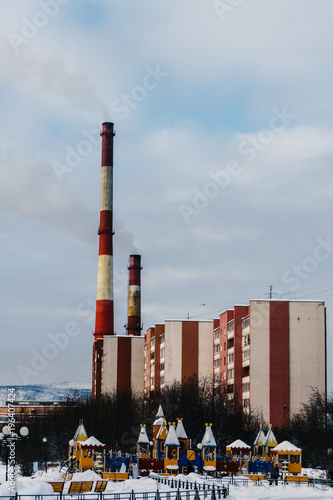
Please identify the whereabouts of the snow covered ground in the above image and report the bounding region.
[0,466,333,500]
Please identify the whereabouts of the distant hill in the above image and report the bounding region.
[0,382,91,405]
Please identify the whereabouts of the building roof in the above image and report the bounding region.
[137,425,150,445]
[165,423,180,447]
[78,436,105,447]
[227,439,251,450]
[253,426,266,446]
[263,427,278,447]
[176,419,188,439]
[73,421,88,442]
[271,440,301,452]
[201,425,217,448]
[156,405,164,418]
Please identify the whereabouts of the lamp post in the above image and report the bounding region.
[68,439,76,473]
[0,425,29,481]
[42,437,48,473]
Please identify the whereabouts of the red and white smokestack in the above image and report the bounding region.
[94,122,115,339]
[127,254,142,336]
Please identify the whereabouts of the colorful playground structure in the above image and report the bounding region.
[67,410,303,481]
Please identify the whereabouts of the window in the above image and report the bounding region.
[227,321,234,333]
[151,338,155,350]
[224,342,226,351]
[214,359,219,368]
[243,334,250,346]
[160,347,165,358]
[214,330,219,340]
[150,376,154,386]
[224,327,227,335]
[214,344,220,354]
[242,317,250,329]
[151,351,155,360]
[160,376,164,385]
[160,334,165,344]
[228,353,234,364]
[242,382,250,392]
[227,368,234,379]
[243,399,250,408]
[224,357,226,366]
[242,350,250,361]
[214,374,219,383]
[160,362,165,371]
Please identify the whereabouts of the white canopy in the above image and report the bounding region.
[78,436,105,447]
[165,424,180,447]
[271,440,301,452]
[227,439,251,449]
[137,426,150,445]
[201,425,217,448]
[176,419,188,439]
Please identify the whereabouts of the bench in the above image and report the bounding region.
[94,480,108,492]
[48,482,65,494]
[285,475,308,484]
[102,473,129,481]
[68,481,93,494]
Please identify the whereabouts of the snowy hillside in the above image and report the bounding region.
[0,382,91,404]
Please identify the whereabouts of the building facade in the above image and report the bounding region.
[214,300,326,428]
[144,300,326,428]
[144,320,218,395]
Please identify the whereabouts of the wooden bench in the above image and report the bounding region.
[48,482,65,493]
[68,481,93,494]
[285,475,308,484]
[94,480,108,492]
[102,473,129,481]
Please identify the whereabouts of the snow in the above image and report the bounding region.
[201,425,217,448]
[156,405,164,418]
[227,439,251,450]
[78,436,105,447]
[0,479,55,499]
[176,419,188,440]
[1,465,333,499]
[271,441,301,452]
[165,424,180,446]
[137,426,150,445]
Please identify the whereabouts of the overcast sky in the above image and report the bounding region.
[1,0,333,392]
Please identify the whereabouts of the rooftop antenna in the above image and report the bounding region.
[270,285,273,299]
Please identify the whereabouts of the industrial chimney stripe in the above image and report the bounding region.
[127,255,141,336]
[94,122,115,340]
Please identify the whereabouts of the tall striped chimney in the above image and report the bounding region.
[94,122,115,339]
[126,254,142,336]
[92,122,115,398]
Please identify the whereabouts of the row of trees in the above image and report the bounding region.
[10,380,333,474]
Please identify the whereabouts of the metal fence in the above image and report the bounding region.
[0,489,228,500]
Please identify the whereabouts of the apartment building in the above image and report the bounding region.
[214,300,326,428]
[144,320,218,395]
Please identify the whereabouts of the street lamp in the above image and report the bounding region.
[43,437,48,473]
[68,439,76,473]
[0,425,29,481]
